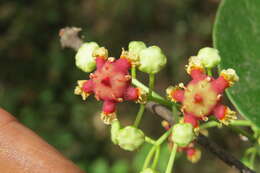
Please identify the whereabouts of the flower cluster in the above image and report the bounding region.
[74,44,142,124]
[167,47,239,128]
[73,40,167,125]
[68,37,241,172]
[163,47,239,163]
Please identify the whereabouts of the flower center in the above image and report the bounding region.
[194,93,203,103]
[101,77,111,87]
[183,79,218,117]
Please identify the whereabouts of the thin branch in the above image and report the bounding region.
[146,102,173,124]
[196,134,253,173]
[59,27,255,173]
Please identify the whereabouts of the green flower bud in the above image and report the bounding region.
[128,41,147,62]
[116,126,145,151]
[197,47,221,69]
[75,42,99,72]
[138,46,167,74]
[111,120,121,144]
[140,168,159,173]
[172,123,195,147]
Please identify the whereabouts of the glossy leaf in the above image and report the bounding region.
[214,0,260,127]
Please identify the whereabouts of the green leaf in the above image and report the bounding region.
[213,0,260,127]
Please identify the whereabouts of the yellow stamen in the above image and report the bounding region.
[100,112,117,125]
[219,107,237,125]
[92,47,108,59]
[166,84,183,103]
[220,68,239,87]
[74,80,90,100]
[136,88,147,104]
[186,56,204,74]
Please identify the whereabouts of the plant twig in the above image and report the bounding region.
[59,26,255,173]
[196,134,254,173]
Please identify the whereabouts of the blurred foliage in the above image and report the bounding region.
[1,0,258,172]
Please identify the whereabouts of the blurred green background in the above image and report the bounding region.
[0,0,255,172]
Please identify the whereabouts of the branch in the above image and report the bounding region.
[146,102,174,124]
[196,134,253,173]
[59,27,255,173]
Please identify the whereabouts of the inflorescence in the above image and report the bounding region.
[69,38,239,172]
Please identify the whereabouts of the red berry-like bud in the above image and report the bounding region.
[186,148,201,163]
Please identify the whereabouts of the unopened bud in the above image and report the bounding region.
[197,47,221,69]
[116,126,145,151]
[172,123,195,147]
[138,46,167,74]
[187,148,201,163]
[128,41,147,62]
[75,42,99,72]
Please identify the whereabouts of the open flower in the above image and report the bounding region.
[75,48,145,124]
[167,53,239,127]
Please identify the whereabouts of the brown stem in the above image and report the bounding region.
[59,27,255,173]
[196,134,254,173]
